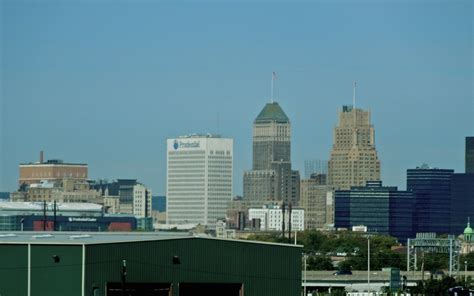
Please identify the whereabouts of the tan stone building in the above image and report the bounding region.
[328,105,381,189]
[300,174,335,230]
[19,154,88,186]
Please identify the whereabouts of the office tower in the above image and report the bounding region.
[328,105,381,189]
[304,160,328,179]
[132,183,152,218]
[244,102,300,206]
[19,151,88,186]
[300,174,335,229]
[466,137,474,173]
[166,134,233,226]
[450,173,474,234]
[407,165,454,234]
[334,181,414,242]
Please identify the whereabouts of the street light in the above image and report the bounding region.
[368,235,371,295]
[465,260,468,284]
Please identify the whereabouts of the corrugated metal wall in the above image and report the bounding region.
[0,244,28,296]
[85,238,301,296]
[0,244,82,296]
[31,244,82,296]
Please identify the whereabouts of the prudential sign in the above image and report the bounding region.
[173,140,200,150]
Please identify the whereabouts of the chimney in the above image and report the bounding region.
[40,151,44,163]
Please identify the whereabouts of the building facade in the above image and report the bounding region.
[328,105,381,190]
[407,166,454,235]
[90,179,152,218]
[248,203,304,231]
[244,102,300,206]
[466,137,474,173]
[19,154,88,186]
[300,174,335,229]
[166,134,233,226]
[334,181,414,242]
[450,173,474,234]
[0,232,301,296]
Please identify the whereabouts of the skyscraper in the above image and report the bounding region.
[450,173,474,234]
[328,105,381,189]
[166,134,233,226]
[243,102,300,206]
[466,137,474,173]
[407,165,454,234]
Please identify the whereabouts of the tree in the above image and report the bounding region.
[307,255,334,271]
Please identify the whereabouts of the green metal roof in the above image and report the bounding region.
[255,102,289,123]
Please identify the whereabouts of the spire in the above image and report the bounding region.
[353,81,357,110]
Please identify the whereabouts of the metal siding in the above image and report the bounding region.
[86,238,301,296]
[31,244,82,296]
[0,244,28,296]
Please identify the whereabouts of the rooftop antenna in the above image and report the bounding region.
[271,72,276,103]
[353,80,357,110]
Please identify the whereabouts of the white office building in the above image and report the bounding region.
[248,204,304,231]
[132,183,152,218]
[166,134,233,226]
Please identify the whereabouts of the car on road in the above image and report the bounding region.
[333,270,352,275]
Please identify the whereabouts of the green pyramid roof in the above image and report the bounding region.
[255,102,289,123]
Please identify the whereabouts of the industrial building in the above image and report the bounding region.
[0,201,149,231]
[0,232,301,296]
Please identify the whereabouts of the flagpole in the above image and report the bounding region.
[353,81,356,110]
[271,72,274,103]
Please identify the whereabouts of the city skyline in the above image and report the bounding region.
[1,1,472,195]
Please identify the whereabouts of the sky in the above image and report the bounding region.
[1,0,473,195]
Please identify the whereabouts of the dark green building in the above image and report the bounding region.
[0,232,301,296]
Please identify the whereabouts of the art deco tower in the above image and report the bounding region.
[244,102,300,206]
[328,105,381,189]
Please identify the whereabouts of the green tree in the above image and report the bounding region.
[307,255,334,271]
[461,252,474,270]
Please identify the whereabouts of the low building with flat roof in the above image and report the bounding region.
[0,231,301,296]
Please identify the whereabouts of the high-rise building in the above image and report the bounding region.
[244,102,300,206]
[407,165,454,235]
[334,181,414,242]
[304,160,328,179]
[328,105,380,190]
[19,152,88,186]
[300,174,335,229]
[450,173,474,234]
[166,134,233,226]
[466,137,474,173]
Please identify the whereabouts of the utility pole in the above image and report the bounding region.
[43,201,47,231]
[303,254,307,296]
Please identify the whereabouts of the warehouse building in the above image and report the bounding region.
[0,201,149,231]
[0,232,301,296]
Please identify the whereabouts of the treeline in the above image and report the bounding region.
[246,230,474,272]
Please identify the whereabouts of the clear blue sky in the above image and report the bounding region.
[1,0,472,195]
